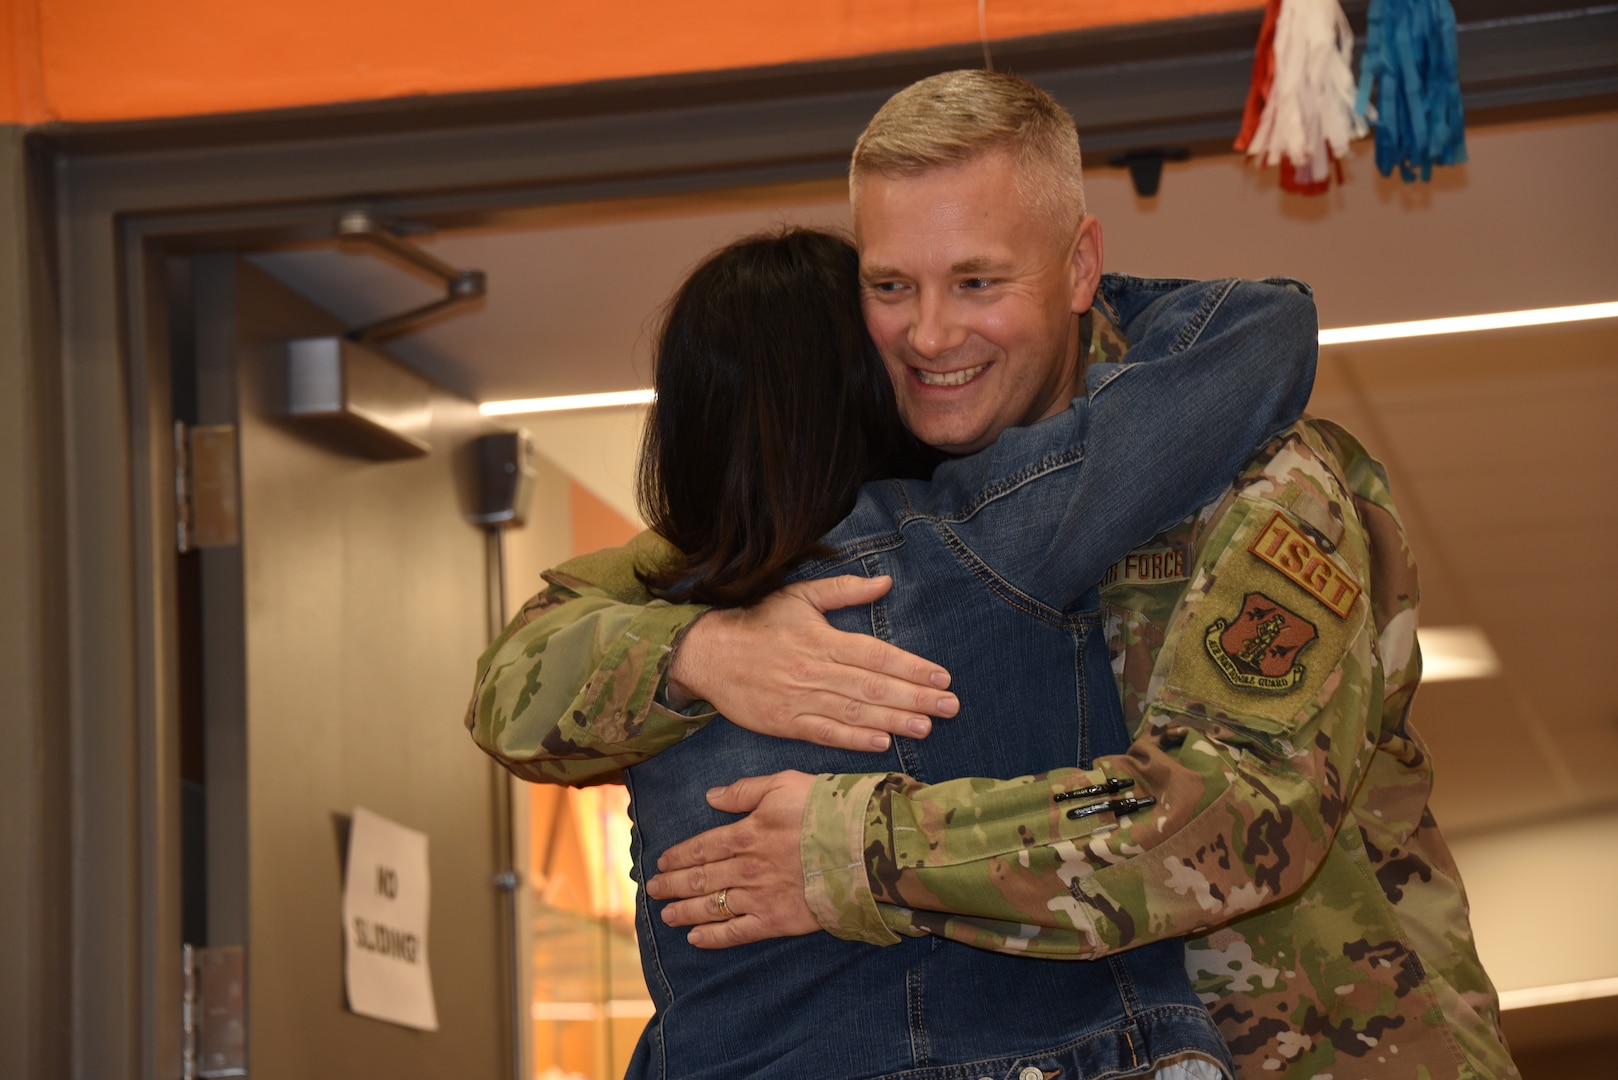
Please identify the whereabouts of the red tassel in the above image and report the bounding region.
[1236,0,1286,152]
[1279,160,1328,194]
[1279,149,1346,194]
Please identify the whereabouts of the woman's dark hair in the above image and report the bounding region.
[637,227,932,607]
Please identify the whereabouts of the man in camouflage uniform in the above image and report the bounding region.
[467,71,1515,1079]
[781,417,1514,1078]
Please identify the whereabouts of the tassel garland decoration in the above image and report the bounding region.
[1238,0,1366,194]
[1355,0,1468,182]
[1235,0,1284,156]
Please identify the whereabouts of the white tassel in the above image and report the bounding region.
[1245,0,1368,185]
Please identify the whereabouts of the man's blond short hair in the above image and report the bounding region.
[850,70,1086,240]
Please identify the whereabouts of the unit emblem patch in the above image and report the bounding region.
[1205,592,1318,692]
[1248,510,1361,619]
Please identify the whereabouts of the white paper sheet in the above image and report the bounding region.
[342,807,438,1031]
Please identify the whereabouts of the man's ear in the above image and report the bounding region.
[1068,215,1105,314]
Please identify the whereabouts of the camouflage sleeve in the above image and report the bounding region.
[465,530,716,786]
[803,425,1385,957]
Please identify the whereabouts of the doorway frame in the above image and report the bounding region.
[17,5,1616,1075]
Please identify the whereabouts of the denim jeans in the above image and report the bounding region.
[623,275,1317,1079]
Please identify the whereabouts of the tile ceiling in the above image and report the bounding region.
[1308,321,1618,834]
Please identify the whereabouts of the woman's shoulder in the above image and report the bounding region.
[904,404,1089,523]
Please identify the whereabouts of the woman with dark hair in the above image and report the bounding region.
[478,227,1318,1079]
[636,229,934,608]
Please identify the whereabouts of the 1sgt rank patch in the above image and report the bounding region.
[1160,495,1361,731]
[1205,593,1317,692]
[1247,511,1360,618]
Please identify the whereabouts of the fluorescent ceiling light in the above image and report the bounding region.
[1499,975,1618,1011]
[484,302,1617,412]
[1319,301,1618,346]
[531,998,657,1021]
[481,389,654,416]
[529,1001,597,1021]
[1417,626,1501,683]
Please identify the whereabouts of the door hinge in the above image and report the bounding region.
[183,944,247,1078]
[175,421,242,554]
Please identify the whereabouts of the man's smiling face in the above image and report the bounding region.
[855,151,1103,456]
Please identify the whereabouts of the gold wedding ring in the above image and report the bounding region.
[715,887,737,920]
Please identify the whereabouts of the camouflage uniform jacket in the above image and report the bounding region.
[465,394,1514,1080]
[466,527,713,787]
[800,420,1516,1079]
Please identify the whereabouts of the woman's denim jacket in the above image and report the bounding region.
[623,275,1319,1080]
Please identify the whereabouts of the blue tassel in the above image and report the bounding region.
[1354,0,1467,182]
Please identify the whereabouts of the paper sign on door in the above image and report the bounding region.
[342,807,439,1031]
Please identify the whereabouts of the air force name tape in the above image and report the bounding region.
[1102,546,1189,589]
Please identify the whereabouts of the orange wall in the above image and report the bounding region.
[569,480,638,556]
[1,0,14,122]
[2,0,43,123]
[2,0,1258,125]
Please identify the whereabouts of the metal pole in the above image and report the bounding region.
[486,524,526,1080]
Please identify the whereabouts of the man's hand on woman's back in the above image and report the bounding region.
[647,770,820,948]
[667,575,958,752]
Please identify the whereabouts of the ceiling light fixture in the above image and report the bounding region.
[531,999,658,1021]
[482,304,1617,413]
[1416,626,1501,683]
[480,389,655,416]
[1498,975,1618,1011]
[1319,301,1618,346]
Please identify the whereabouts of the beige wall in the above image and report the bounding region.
[516,408,649,531]
[1451,808,1618,994]
[499,445,577,616]
[1086,110,1618,327]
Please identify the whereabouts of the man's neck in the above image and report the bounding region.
[1073,309,1095,388]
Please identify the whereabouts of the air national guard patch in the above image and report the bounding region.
[1204,592,1318,692]
[1247,510,1360,619]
